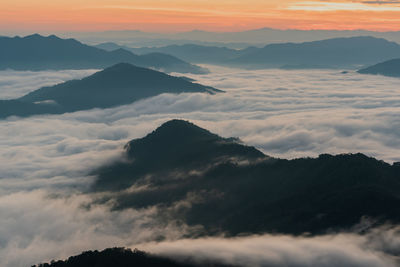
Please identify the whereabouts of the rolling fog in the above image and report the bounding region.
[1,66,400,266]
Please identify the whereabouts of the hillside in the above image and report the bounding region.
[92,120,400,235]
[32,247,230,267]
[1,64,220,119]
[358,58,400,77]
[122,37,400,69]
[0,34,208,74]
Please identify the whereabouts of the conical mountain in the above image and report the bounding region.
[1,64,221,119]
[93,120,400,235]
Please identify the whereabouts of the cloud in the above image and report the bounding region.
[2,65,400,189]
[1,66,400,266]
[362,0,400,5]
[287,1,400,11]
[0,69,97,99]
[0,190,198,267]
[140,228,400,267]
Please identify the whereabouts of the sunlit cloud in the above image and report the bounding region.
[288,1,400,11]
[362,0,400,4]
[84,5,283,19]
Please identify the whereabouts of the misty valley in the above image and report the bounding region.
[0,33,400,267]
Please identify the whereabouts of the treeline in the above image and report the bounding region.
[32,247,231,267]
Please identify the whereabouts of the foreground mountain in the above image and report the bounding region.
[0,64,220,119]
[93,120,400,235]
[33,247,229,267]
[0,34,208,74]
[125,37,400,69]
[358,58,400,77]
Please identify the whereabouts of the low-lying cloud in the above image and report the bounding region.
[0,190,198,267]
[141,227,400,267]
[1,66,400,266]
[0,69,97,99]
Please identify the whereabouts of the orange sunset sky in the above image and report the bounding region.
[1,0,400,33]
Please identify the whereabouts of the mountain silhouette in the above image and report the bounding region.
[125,37,400,69]
[358,58,400,77]
[93,120,400,235]
[230,36,400,68]
[99,43,246,64]
[32,247,230,267]
[0,64,221,119]
[94,119,264,191]
[82,28,400,48]
[0,34,208,74]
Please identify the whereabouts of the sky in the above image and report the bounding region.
[1,0,400,33]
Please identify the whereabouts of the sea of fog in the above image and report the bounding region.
[1,66,400,266]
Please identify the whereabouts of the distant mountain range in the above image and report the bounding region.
[96,43,248,65]
[0,34,208,74]
[0,64,220,119]
[358,58,400,77]
[66,28,400,48]
[93,120,400,236]
[111,37,400,69]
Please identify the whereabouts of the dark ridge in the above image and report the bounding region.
[32,247,232,267]
[93,119,400,235]
[0,64,221,119]
[94,119,264,191]
[0,34,208,74]
[0,99,63,118]
[358,58,400,77]
[125,119,263,161]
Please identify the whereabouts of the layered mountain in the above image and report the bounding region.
[93,120,400,236]
[75,28,400,47]
[123,37,400,69]
[358,58,400,77]
[230,36,400,69]
[0,64,220,119]
[97,43,246,64]
[0,34,208,74]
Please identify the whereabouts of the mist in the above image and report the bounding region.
[1,66,400,266]
[141,227,400,267]
[0,69,97,99]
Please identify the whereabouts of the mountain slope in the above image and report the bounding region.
[230,36,400,69]
[358,58,400,77]
[93,120,400,235]
[98,43,243,64]
[1,64,220,119]
[33,247,228,267]
[123,37,400,69]
[0,34,208,74]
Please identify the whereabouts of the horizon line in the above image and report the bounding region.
[2,26,400,36]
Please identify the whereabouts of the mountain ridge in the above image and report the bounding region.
[93,120,400,235]
[0,64,221,119]
[121,36,400,69]
[70,28,400,48]
[0,34,208,74]
[358,58,400,77]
